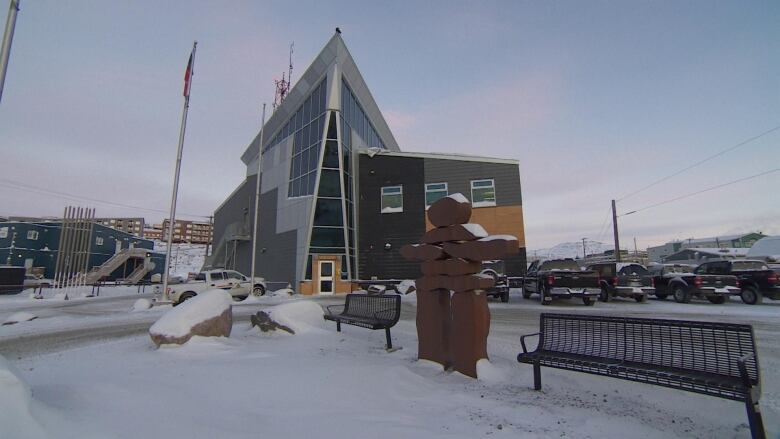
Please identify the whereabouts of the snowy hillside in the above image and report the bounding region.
[153,242,207,277]
[530,240,614,260]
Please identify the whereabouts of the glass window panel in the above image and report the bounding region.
[313,198,344,226]
[341,255,348,280]
[381,185,403,213]
[323,140,339,169]
[309,145,320,170]
[425,182,448,207]
[327,112,337,140]
[300,148,310,174]
[303,95,311,122]
[311,227,345,247]
[305,255,313,280]
[288,181,294,196]
[318,169,342,198]
[348,227,355,249]
[470,179,496,207]
[309,247,346,254]
[307,171,317,194]
[296,109,303,129]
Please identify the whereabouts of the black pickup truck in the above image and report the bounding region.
[523,259,600,306]
[695,259,780,305]
[587,262,655,303]
[648,263,740,304]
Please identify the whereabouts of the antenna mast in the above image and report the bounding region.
[272,42,294,111]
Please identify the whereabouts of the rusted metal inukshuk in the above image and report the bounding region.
[400,193,518,378]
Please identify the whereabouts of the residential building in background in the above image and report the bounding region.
[94,217,145,237]
[208,32,526,294]
[647,232,766,263]
[162,219,213,244]
[143,225,164,241]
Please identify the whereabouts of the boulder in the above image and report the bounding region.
[149,290,233,347]
[250,311,295,334]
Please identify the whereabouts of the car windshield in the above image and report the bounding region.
[619,265,648,276]
[732,261,769,271]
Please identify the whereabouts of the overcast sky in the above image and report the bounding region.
[0,0,778,250]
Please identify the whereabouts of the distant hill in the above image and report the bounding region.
[529,241,614,260]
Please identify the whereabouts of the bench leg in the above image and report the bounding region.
[745,394,766,439]
[385,328,392,350]
[336,321,341,332]
[533,361,542,391]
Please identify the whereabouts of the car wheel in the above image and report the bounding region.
[500,290,509,303]
[175,292,196,306]
[540,286,551,306]
[673,285,690,303]
[740,287,762,305]
[252,284,266,297]
[655,294,668,301]
[582,297,595,306]
[522,289,532,299]
[599,287,610,302]
[707,295,726,304]
[635,295,647,303]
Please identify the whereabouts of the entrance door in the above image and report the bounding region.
[318,261,334,295]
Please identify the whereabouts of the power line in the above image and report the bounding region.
[0,179,210,219]
[620,168,779,217]
[617,124,780,202]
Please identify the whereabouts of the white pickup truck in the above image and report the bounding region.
[165,269,267,305]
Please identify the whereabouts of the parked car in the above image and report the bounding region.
[480,260,510,303]
[523,259,600,306]
[23,273,53,289]
[587,262,655,303]
[695,259,780,305]
[163,269,267,305]
[649,263,740,303]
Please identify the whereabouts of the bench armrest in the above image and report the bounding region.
[737,352,756,388]
[520,332,541,354]
[326,304,345,315]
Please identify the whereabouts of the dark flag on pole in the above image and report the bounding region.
[183,51,194,97]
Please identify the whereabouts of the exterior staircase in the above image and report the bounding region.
[124,260,156,284]
[85,248,150,284]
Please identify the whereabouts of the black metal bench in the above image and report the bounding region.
[517,313,765,439]
[324,293,402,349]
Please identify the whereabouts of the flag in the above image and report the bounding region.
[183,52,194,97]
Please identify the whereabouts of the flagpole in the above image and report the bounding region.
[250,104,266,289]
[162,40,197,303]
[0,0,21,104]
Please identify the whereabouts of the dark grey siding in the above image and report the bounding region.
[213,177,254,249]
[423,159,522,206]
[254,188,297,284]
[357,155,425,280]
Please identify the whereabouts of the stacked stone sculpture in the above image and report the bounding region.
[400,193,518,378]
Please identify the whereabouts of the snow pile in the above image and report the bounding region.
[262,301,324,334]
[397,279,416,294]
[149,290,232,338]
[0,355,48,439]
[2,311,38,326]
[475,359,509,384]
[132,298,152,311]
[268,288,295,297]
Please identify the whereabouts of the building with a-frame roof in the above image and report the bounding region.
[208,31,526,294]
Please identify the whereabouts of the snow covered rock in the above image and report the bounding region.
[397,279,416,295]
[268,288,295,297]
[251,302,324,335]
[0,354,48,438]
[2,312,38,326]
[149,290,233,347]
[132,298,153,311]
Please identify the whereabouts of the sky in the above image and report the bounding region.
[0,0,778,250]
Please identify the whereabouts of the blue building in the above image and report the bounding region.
[0,221,165,281]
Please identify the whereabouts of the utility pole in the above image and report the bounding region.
[205,215,213,258]
[634,237,638,256]
[0,0,20,103]
[581,238,587,260]
[250,104,267,285]
[611,199,621,262]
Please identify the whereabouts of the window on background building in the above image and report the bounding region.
[470,179,496,207]
[96,237,104,246]
[27,230,39,240]
[0,227,7,238]
[381,186,403,213]
[425,183,448,208]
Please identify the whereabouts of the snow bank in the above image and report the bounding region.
[2,311,38,326]
[149,290,233,338]
[268,288,295,297]
[263,302,324,334]
[132,298,152,311]
[0,355,48,439]
[397,279,416,294]
[475,359,508,384]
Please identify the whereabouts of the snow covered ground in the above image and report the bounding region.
[1,291,779,438]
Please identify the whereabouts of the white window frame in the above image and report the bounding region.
[381,185,403,214]
[470,179,497,208]
[27,230,39,240]
[425,182,448,209]
[96,236,104,246]
[0,227,7,238]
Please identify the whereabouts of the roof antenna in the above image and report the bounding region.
[272,42,294,112]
